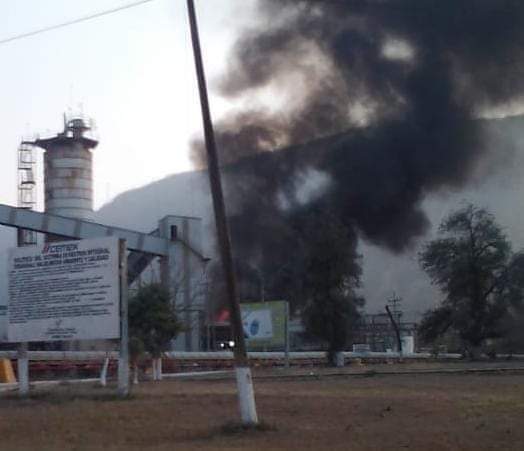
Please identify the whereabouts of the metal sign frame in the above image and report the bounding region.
[0,203,208,396]
[7,237,121,343]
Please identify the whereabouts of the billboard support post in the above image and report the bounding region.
[284,301,290,369]
[117,239,129,397]
[15,227,29,395]
[17,344,29,395]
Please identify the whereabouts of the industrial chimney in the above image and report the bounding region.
[23,115,102,350]
[28,115,98,222]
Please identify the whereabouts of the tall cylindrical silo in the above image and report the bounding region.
[31,117,98,222]
[28,116,99,350]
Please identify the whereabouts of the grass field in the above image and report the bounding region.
[1,364,523,450]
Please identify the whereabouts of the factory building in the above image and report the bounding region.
[20,114,208,352]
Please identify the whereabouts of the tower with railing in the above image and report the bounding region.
[27,114,98,222]
[17,142,37,246]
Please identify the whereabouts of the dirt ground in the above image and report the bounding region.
[0,365,523,450]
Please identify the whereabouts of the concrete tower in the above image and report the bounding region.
[29,116,98,221]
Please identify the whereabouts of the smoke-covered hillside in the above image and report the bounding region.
[4,1,524,325]
[182,1,524,320]
[95,114,524,321]
[0,115,522,325]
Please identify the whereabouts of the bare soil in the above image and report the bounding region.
[0,365,523,450]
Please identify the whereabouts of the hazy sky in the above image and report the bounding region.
[2,1,524,325]
[0,0,256,209]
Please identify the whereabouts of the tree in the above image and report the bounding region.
[297,209,364,365]
[492,252,524,355]
[304,292,364,364]
[419,204,524,357]
[211,203,365,364]
[128,283,182,382]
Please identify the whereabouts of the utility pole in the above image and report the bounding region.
[387,292,403,323]
[186,0,258,425]
[386,293,403,355]
[117,239,130,397]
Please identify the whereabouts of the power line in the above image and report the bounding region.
[0,0,157,46]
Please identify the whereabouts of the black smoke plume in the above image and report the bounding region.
[192,1,524,301]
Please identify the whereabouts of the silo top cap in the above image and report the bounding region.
[22,115,98,150]
[28,132,98,150]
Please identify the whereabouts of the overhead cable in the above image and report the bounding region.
[0,0,157,46]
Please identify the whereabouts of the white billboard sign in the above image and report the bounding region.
[7,237,120,342]
[242,308,273,340]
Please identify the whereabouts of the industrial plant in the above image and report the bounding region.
[9,112,420,356]
[10,114,209,353]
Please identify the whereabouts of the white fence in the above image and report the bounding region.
[0,350,468,361]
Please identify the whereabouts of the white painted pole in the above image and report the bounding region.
[152,358,162,381]
[100,357,109,387]
[117,239,130,397]
[157,357,163,381]
[284,302,290,369]
[133,363,139,385]
[17,343,29,395]
[152,359,157,381]
[235,366,258,425]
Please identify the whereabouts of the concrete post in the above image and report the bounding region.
[284,301,290,369]
[17,343,29,395]
[100,357,109,387]
[117,239,129,397]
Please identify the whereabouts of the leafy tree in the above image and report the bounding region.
[419,204,524,357]
[128,283,182,368]
[492,253,524,355]
[303,292,364,363]
[128,335,146,384]
[496,305,524,356]
[212,204,365,365]
[297,209,364,365]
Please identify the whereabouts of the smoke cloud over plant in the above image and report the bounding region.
[191,0,524,272]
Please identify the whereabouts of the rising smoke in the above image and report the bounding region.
[191,1,524,286]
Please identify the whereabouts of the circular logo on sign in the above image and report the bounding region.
[249,319,260,336]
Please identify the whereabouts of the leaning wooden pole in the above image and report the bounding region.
[385,305,403,356]
[186,0,258,425]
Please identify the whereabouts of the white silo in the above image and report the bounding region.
[29,116,98,221]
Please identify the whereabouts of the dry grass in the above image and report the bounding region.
[0,366,523,450]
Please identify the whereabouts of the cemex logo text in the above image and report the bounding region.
[42,243,79,254]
